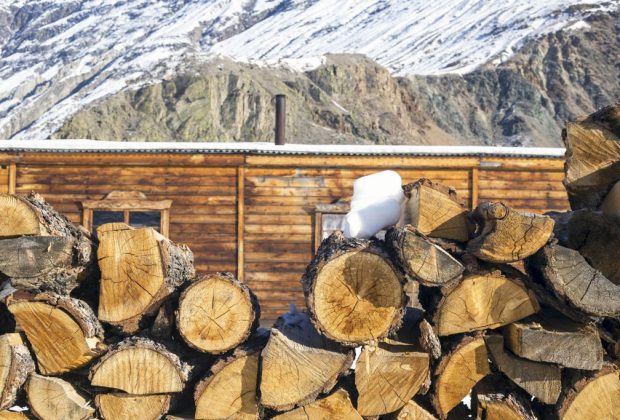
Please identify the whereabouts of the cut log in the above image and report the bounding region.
[384,400,437,420]
[485,334,561,404]
[473,375,537,420]
[7,293,105,375]
[0,333,34,410]
[272,389,361,420]
[176,272,259,354]
[96,394,172,420]
[601,179,620,221]
[432,336,490,419]
[0,411,28,419]
[563,104,620,211]
[194,330,268,420]
[399,179,470,242]
[27,374,94,420]
[432,271,539,336]
[526,242,620,317]
[557,366,620,419]
[89,337,191,395]
[355,341,430,416]
[259,310,354,411]
[385,226,464,287]
[502,309,603,370]
[301,231,405,345]
[97,222,194,334]
[467,202,554,263]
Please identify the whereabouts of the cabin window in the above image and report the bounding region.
[82,191,172,237]
[313,199,350,252]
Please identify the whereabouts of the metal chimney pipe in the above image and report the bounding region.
[274,94,286,146]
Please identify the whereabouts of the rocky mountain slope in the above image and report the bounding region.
[0,0,618,144]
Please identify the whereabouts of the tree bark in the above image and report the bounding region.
[472,374,537,420]
[0,333,34,411]
[26,374,94,420]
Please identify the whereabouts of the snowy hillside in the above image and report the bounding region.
[0,0,616,140]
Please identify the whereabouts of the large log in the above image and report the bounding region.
[502,309,604,370]
[432,271,539,336]
[485,334,561,404]
[0,334,34,411]
[431,336,490,419]
[355,340,430,416]
[399,179,470,242]
[7,293,105,375]
[526,242,620,317]
[95,394,172,420]
[301,231,405,345]
[97,223,194,334]
[26,374,94,420]
[89,337,191,395]
[385,226,464,287]
[563,104,620,211]
[259,310,354,411]
[176,272,259,354]
[467,202,554,263]
[557,366,620,419]
[272,389,361,420]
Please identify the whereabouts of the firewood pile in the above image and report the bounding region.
[0,105,618,420]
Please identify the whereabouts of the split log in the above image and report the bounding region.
[467,202,554,263]
[0,411,27,419]
[385,226,464,287]
[399,179,470,242]
[502,309,603,370]
[432,336,490,419]
[176,272,259,354]
[0,333,34,410]
[557,366,620,419]
[27,374,94,420]
[526,242,620,317]
[272,389,361,420]
[432,271,539,336]
[485,334,561,404]
[472,375,537,420]
[96,394,172,420]
[89,337,191,395]
[563,104,620,211]
[601,179,620,220]
[301,231,405,345]
[355,341,430,416]
[259,310,354,411]
[7,293,105,374]
[193,330,268,420]
[384,400,437,420]
[97,223,194,334]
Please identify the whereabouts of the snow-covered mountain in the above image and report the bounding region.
[0,0,617,140]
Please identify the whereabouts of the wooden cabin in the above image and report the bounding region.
[0,141,569,321]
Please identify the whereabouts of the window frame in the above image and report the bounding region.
[313,199,350,253]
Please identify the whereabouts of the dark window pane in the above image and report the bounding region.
[92,211,124,233]
[129,212,161,231]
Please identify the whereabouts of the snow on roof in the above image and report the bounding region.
[0,140,566,158]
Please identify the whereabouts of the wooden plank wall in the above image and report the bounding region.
[0,165,8,193]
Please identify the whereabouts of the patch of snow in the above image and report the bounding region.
[331,99,349,114]
[566,20,591,31]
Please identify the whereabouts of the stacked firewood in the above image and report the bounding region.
[0,105,618,420]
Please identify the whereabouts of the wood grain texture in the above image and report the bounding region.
[96,394,171,420]
[272,389,361,420]
[27,374,94,420]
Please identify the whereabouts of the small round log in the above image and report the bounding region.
[176,272,259,354]
[27,374,94,420]
[0,333,34,411]
[96,394,172,420]
[272,389,361,420]
[301,231,405,345]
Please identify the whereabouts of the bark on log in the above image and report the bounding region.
[193,330,268,420]
[431,336,490,419]
[526,242,620,317]
[97,223,194,334]
[432,271,539,336]
[385,226,464,287]
[467,202,554,263]
[259,310,354,411]
[355,341,430,416]
[89,337,191,395]
[301,231,405,345]
[95,394,172,420]
[563,104,620,211]
[485,334,561,404]
[399,179,471,242]
[6,293,105,375]
[384,400,437,420]
[26,374,94,420]
[557,365,620,419]
[272,389,361,420]
[472,375,537,420]
[502,308,604,370]
[176,272,259,354]
[0,333,34,411]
